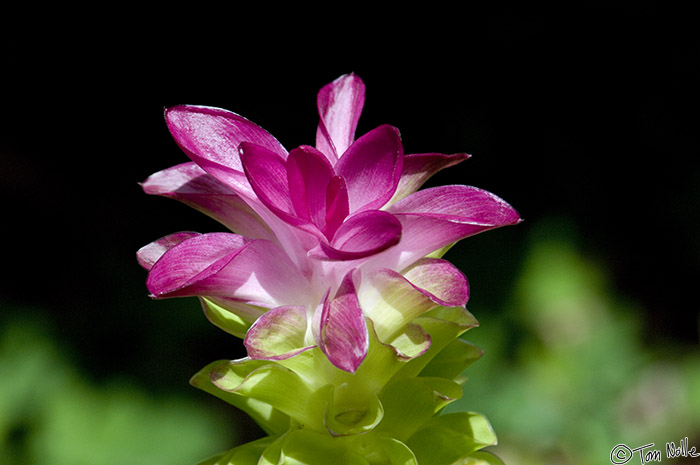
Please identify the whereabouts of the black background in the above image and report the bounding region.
[2,6,698,394]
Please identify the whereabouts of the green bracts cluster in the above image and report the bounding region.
[192,304,503,465]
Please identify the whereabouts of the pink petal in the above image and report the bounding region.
[319,210,401,261]
[147,233,310,307]
[136,231,200,270]
[285,146,335,228]
[239,142,293,216]
[244,305,314,360]
[141,162,275,240]
[401,258,470,307]
[147,232,246,296]
[165,105,287,195]
[239,143,325,243]
[385,185,521,268]
[358,261,467,341]
[315,73,366,161]
[335,125,404,212]
[391,152,470,204]
[315,271,368,372]
[323,175,349,240]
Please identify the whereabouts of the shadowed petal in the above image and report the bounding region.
[137,231,200,270]
[317,210,401,261]
[165,105,287,195]
[141,162,275,240]
[239,143,325,244]
[286,146,335,227]
[245,306,315,360]
[335,125,404,212]
[316,271,368,372]
[147,233,310,307]
[323,175,349,240]
[315,73,365,161]
[239,142,293,216]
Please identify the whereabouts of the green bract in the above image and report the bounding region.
[191,307,503,465]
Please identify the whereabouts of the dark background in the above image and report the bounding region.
[2,5,698,414]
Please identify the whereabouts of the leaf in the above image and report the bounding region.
[200,297,258,338]
[210,360,333,431]
[196,436,275,465]
[377,377,462,442]
[393,307,479,380]
[325,383,384,437]
[419,338,484,381]
[406,412,498,465]
[189,360,290,436]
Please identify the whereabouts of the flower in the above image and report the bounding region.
[139,74,520,465]
[138,74,520,374]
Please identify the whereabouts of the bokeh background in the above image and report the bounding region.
[2,7,699,465]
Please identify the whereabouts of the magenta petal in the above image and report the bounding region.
[165,105,287,195]
[401,258,469,307]
[321,210,401,261]
[386,185,521,267]
[141,162,210,196]
[147,233,309,307]
[391,152,470,203]
[141,162,274,240]
[244,305,314,360]
[323,175,349,239]
[147,233,247,297]
[136,232,200,270]
[335,125,404,212]
[315,73,366,160]
[286,146,335,228]
[316,271,368,372]
[239,142,299,223]
[390,184,521,224]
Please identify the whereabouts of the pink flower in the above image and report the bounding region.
[138,74,520,372]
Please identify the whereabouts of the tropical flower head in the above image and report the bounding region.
[138,74,520,465]
[138,74,520,374]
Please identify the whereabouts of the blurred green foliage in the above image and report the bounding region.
[451,218,700,465]
[0,312,238,465]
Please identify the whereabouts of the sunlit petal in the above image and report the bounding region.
[165,105,287,195]
[335,124,404,212]
[316,73,365,161]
